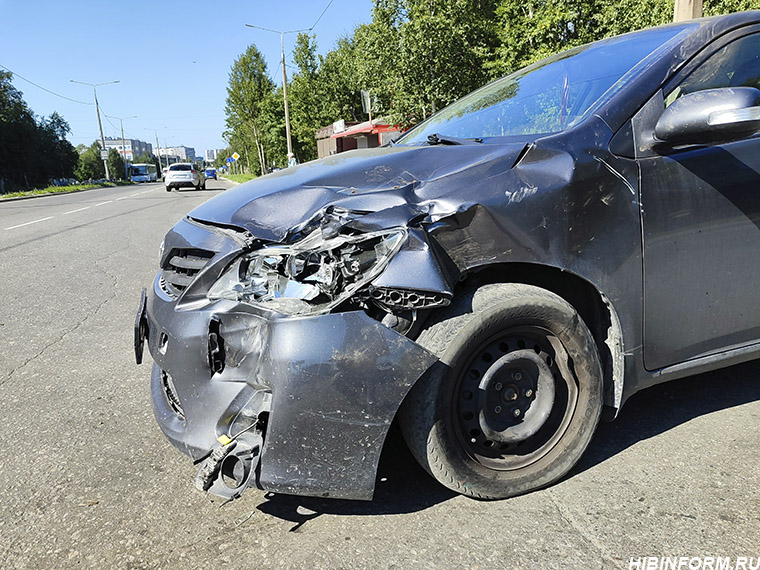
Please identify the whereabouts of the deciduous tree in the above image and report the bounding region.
[224,44,276,175]
[0,73,78,191]
[75,142,105,181]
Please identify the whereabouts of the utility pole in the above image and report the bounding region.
[674,0,702,22]
[155,132,162,169]
[70,79,119,180]
[245,23,308,167]
[146,128,166,173]
[280,31,294,166]
[111,115,136,180]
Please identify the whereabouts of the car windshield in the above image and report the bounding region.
[398,25,693,143]
[170,164,191,171]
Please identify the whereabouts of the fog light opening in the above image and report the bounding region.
[220,454,248,489]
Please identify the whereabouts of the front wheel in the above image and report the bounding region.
[399,283,603,499]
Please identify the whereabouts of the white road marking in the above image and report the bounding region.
[62,207,90,215]
[5,185,180,231]
[5,216,54,230]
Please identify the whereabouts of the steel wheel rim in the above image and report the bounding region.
[452,326,579,471]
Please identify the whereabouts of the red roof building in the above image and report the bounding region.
[316,119,402,159]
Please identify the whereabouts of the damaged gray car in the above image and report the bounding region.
[135,11,760,501]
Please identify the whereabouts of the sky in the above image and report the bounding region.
[0,0,374,156]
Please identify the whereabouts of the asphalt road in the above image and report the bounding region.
[0,181,758,569]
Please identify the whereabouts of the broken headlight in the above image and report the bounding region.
[207,227,406,315]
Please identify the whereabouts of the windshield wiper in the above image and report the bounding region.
[427,133,483,145]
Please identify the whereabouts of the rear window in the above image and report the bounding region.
[170,164,192,171]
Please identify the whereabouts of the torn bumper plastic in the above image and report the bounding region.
[141,276,437,501]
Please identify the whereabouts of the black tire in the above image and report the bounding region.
[165,186,172,192]
[399,283,603,499]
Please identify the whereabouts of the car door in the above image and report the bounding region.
[638,29,760,371]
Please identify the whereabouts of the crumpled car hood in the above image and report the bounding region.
[188,143,527,242]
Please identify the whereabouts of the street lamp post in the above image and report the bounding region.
[245,24,308,167]
[70,79,119,179]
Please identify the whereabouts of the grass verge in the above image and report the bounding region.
[0,181,133,200]
[224,173,257,184]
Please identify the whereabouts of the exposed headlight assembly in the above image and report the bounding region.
[207,227,406,315]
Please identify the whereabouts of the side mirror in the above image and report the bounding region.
[655,87,760,146]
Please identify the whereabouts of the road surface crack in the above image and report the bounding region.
[547,491,625,569]
[0,252,121,387]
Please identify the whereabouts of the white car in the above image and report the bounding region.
[165,163,205,192]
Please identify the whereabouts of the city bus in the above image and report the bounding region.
[130,163,157,182]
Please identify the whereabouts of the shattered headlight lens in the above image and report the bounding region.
[207,227,406,315]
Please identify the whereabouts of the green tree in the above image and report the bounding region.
[75,142,105,181]
[312,35,365,127]
[289,0,499,131]
[108,147,126,180]
[353,0,404,118]
[288,33,324,162]
[257,87,288,169]
[0,72,78,191]
[35,112,78,183]
[704,0,760,14]
[225,44,276,175]
[217,0,760,169]
[491,1,598,75]
[0,71,35,190]
[596,0,760,39]
[393,0,499,124]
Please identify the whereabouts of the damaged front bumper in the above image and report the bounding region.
[137,271,437,501]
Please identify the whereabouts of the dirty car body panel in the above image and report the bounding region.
[136,12,760,501]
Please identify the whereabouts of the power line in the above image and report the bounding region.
[101,110,121,134]
[0,63,93,106]
[103,112,140,142]
[310,0,335,31]
[285,0,337,59]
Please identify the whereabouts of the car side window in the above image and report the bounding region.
[664,33,760,107]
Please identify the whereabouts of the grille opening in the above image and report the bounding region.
[161,248,214,298]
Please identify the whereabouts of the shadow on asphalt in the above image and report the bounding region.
[256,360,760,527]
[171,186,226,193]
[575,359,760,475]
[255,422,456,529]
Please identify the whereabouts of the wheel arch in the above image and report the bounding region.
[426,262,625,418]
